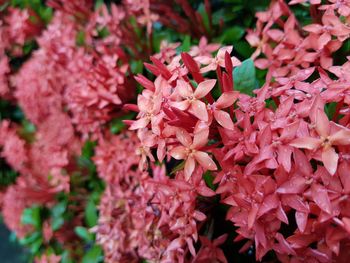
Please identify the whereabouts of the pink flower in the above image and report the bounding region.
[193,234,228,263]
[196,46,241,73]
[290,109,350,174]
[171,79,216,121]
[303,10,350,46]
[170,123,217,180]
[0,56,9,96]
[208,91,239,130]
[35,254,61,263]
[189,37,220,57]
[197,46,241,73]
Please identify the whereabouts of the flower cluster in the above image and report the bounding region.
[1,0,350,262]
[128,2,350,260]
[93,130,220,262]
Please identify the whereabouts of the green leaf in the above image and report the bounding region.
[61,251,74,263]
[170,161,185,175]
[76,30,86,46]
[39,6,53,24]
[0,2,9,11]
[233,58,258,96]
[85,198,98,228]
[30,237,43,254]
[51,201,67,231]
[110,113,135,134]
[197,4,210,32]
[130,60,143,75]
[19,231,41,246]
[220,26,245,44]
[52,202,67,217]
[94,0,104,10]
[21,206,41,229]
[97,27,110,39]
[203,171,216,190]
[82,245,103,263]
[234,41,254,58]
[82,141,97,159]
[75,226,94,242]
[51,216,65,231]
[180,35,191,52]
[325,102,337,120]
[212,9,238,25]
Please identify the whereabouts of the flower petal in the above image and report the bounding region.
[329,128,350,145]
[277,176,307,194]
[216,91,239,109]
[192,128,209,149]
[311,183,332,214]
[176,129,192,147]
[194,151,217,171]
[277,145,293,172]
[170,146,187,160]
[194,79,216,99]
[217,46,233,58]
[214,110,234,130]
[290,137,321,150]
[189,100,208,121]
[169,100,190,111]
[322,146,338,175]
[316,109,330,137]
[177,79,193,98]
[129,117,150,130]
[184,156,196,180]
[295,211,308,233]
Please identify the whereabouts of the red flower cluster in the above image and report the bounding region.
[93,131,221,262]
[128,2,350,260]
[1,0,350,262]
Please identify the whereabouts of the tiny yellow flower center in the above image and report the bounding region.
[321,136,331,149]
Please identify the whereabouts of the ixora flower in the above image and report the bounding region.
[170,124,217,180]
[171,79,217,121]
[127,2,350,257]
[2,0,350,262]
[290,109,350,175]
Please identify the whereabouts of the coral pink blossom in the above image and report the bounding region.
[171,79,216,121]
[170,124,217,180]
[290,110,350,174]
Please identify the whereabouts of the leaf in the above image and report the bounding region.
[82,245,103,263]
[234,41,254,58]
[21,206,41,229]
[170,161,185,175]
[197,3,210,32]
[19,231,41,246]
[203,171,216,190]
[30,237,43,254]
[82,140,97,159]
[51,199,67,231]
[97,27,110,39]
[130,60,143,75]
[75,226,94,242]
[76,31,85,46]
[52,201,67,217]
[52,217,65,231]
[110,113,135,134]
[220,26,245,44]
[61,251,74,263]
[0,2,9,12]
[180,35,191,52]
[94,0,104,10]
[233,58,258,95]
[325,102,337,120]
[212,9,238,25]
[85,198,98,228]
